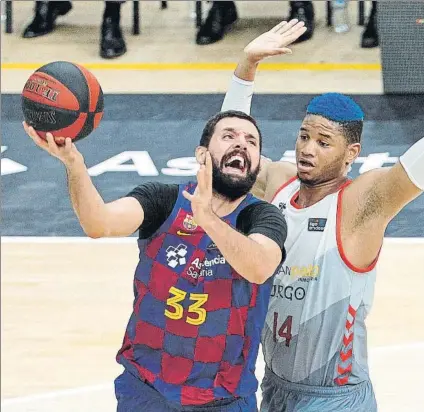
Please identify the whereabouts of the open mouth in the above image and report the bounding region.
[223,154,247,174]
[298,159,315,171]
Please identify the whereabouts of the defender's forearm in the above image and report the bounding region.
[221,56,258,114]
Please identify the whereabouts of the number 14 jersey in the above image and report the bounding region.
[263,177,378,387]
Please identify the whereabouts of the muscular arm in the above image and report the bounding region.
[66,159,144,238]
[342,138,424,268]
[347,164,421,227]
[221,24,301,198]
[221,58,297,199]
[221,19,306,113]
[202,204,287,284]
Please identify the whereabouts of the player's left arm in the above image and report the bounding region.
[183,151,286,284]
[221,19,306,114]
[201,205,286,285]
[345,137,424,233]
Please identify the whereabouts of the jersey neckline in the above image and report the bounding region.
[289,179,352,211]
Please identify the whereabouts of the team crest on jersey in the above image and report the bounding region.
[183,214,197,231]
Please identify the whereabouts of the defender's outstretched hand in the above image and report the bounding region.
[244,19,307,63]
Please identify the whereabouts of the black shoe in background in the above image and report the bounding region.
[361,1,379,48]
[22,1,72,38]
[100,16,127,59]
[289,1,314,43]
[196,1,238,45]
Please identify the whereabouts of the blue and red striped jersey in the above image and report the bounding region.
[116,182,274,406]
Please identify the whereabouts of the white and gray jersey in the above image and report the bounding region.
[263,177,377,387]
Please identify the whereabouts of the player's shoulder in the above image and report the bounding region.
[241,198,285,223]
[133,181,179,191]
[127,182,179,201]
[251,159,296,200]
[268,160,297,174]
[264,161,297,202]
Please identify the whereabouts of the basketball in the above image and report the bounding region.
[21,61,104,142]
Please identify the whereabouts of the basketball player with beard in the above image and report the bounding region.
[221,19,424,412]
[23,110,288,411]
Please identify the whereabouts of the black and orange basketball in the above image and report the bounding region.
[22,61,104,142]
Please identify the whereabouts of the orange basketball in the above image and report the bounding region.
[22,61,104,141]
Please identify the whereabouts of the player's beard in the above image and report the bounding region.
[211,154,260,201]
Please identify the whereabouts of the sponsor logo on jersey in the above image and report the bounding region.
[206,242,218,250]
[166,244,188,268]
[278,202,287,214]
[176,230,192,236]
[270,284,306,301]
[308,218,327,232]
[186,256,226,279]
[279,264,320,282]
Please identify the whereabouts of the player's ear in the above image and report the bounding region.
[195,146,207,165]
[346,143,361,165]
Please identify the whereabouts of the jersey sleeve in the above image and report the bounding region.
[221,74,254,115]
[237,201,287,261]
[125,182,179,239]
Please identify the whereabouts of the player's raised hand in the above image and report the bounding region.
[244,19,307,63]
[182,150,214,226]
[23,121,83,167]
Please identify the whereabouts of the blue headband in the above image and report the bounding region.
[306,93,364,122]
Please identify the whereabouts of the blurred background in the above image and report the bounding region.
[2,1,424,412]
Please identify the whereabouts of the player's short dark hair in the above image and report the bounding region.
[200,110,262,151]
[337,120,363,145]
